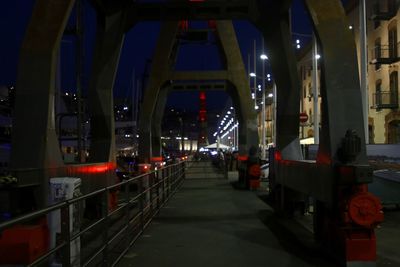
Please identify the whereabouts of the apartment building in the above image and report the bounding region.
[298,0,400,144]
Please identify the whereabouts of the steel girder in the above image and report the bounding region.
[304,0,367,165]
[215,20,258,156]
[255,2,303,161]
[10,0,76,206]
[138,20,258,162]
[88,10,127,164]
[138,21,181,163]
[151,87,171,159]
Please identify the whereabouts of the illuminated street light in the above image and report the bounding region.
[315,54,321,60]
[260,54,268,60]
[249,72,256,77]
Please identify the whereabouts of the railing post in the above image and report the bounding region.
[60,204,71,267]
[139,175,144,231]
[162,168,166,204]
[125,180,130,238]
[156,169,160,209]
[102,190,109,267]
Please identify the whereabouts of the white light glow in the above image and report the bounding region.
[249,73,256,77]
[260,54,268,60]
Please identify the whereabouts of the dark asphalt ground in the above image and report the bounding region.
[117,177,340,267]
[117,160,400,267]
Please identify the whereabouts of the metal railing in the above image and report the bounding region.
[373,90,399,109]
[371,0,398,19]
[0,161,186,266]
[371,43,400,64]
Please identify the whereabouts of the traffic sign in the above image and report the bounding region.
[299,112,308,123]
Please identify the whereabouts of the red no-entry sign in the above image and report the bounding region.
[299,112,308,123]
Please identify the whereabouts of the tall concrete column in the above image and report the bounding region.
[11,0,75,206]
[151,87,170,159]
[256,3,302,160]
[88,11,126,163]
[138,21,180,163]
[216,21,259,157]
[304,0,367,164]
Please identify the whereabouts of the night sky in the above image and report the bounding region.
[0,0,334,113]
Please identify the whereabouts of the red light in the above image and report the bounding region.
[238,155,248,161]
[274,151,282,161]
[71,162,116,174]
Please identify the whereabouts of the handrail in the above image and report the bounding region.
[0,161,186,267]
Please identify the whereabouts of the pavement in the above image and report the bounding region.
[117,177,339,267]
[117,161,400,267]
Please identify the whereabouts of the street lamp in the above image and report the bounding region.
[260,39,267,160]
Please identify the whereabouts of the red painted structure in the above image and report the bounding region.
[198,91,209,147]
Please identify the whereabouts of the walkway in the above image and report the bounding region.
[117,162,338,267]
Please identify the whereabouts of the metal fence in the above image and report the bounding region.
[373,90,399,109]
[0,161,186,266]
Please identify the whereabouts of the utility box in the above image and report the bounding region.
[49,177,82,267]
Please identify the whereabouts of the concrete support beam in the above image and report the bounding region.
[138,21,180,163]
[216,20,259,156]
[170,71,229,81]
[256,2,302,160]
[304,0,367,164]
[151,87,170,159]
[88,11,126,163]
[125,0,254,29]
[11,1,75,205]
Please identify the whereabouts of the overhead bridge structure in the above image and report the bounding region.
[2,0,385,266]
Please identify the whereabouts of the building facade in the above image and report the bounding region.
[298,0,400,144]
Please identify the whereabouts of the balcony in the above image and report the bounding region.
[370,43,400,65]
[370,0,398,21]
[372,90,399,109]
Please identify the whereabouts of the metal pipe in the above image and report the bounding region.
[312,34,319,144]
[253,39,257,109]
[261,38,266,159]
[272,83,277,145]
[76,0,84,162]
[360,0,369,143]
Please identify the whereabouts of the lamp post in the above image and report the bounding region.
[312,34,320,144]
[260,39,267,160]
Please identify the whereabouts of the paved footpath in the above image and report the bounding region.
[117,178,339,267]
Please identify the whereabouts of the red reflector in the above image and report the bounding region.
[274,151,282,161]
[238,155,248,161]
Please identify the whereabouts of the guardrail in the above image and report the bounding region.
[0,161,186,266]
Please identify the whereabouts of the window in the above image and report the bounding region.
[375,80,382,108]
[390,71,398,105]
[388,22,398,59]
[374,38,381,70]
[388,120,400,144]
[374,20,381,29]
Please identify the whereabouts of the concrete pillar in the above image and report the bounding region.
[216,21,259,157]
[256,5,303,160]
[11,0,75,206]
[304,0,367,164]
[151,87,170,159]
[88,11,126,163]
[138,21,180,163]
